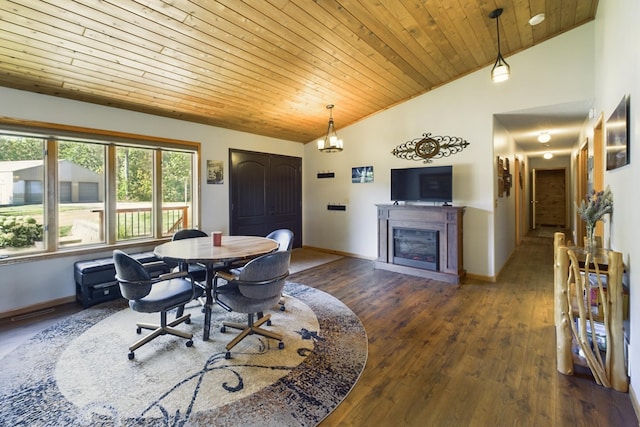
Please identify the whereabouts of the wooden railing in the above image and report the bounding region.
[92,206,189,240]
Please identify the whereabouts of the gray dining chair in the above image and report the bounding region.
[171,229,208,283]
[213,250,291,359]
[227,229,293,311]
[113,250,204,360]
[266,228,294,251]
[266,229,294,311]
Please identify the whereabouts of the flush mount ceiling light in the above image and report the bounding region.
[317,104,344,153]
[489,8,510,83]
[543,152,554,159]
[538,131,551,143]
[529,13,546,26]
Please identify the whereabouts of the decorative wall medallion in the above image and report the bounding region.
[391,132,470,163]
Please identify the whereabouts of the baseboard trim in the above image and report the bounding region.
[300,246,375,261]
[630,384,640,425]
[0,296,77,321]
[464,273,496,283]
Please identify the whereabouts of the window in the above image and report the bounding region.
[0,135,45,256]
[116,146,153,241]
[162,151,194,237]
[0,123,200,259]
[58,140,106,248]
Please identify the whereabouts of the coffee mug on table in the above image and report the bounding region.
[212,231,222,246]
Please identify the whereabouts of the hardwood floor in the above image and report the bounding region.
[287,235,638,427]
[0,235,637,426]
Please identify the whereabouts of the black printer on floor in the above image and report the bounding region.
[74,252,169,308]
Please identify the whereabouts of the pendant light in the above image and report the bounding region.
[489,8,510,82]
[317,104,344,153]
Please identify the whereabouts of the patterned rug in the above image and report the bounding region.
[0,282,367,426]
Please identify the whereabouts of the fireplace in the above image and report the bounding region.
[376,205,464,283]
[392,228,439,271]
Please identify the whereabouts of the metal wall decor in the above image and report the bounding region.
[391,132,470,163]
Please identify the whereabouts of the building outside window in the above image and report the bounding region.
[0,135,45,256]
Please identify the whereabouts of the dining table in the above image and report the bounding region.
[154,235,279,341]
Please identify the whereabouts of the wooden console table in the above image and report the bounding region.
[374,204,465,284]
[553,232,628,392]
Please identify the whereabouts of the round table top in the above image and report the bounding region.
[154,235,278,264]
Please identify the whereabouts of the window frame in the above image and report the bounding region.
[0,117,201,264]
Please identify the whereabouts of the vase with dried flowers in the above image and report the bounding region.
[577,186,613,250]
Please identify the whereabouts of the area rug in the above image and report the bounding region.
[0,282,367,426]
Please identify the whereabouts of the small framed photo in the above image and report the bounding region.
[207,160,224,184]
[352,166,373,183]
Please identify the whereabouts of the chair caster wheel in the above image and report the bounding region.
[280,305,286,311]
[186,340,193,347]
[136,327,142,334]
[220,326,226,333]
[278,342,285,350]
[128,352,135,360]
[267,320,272,326]
[225,351,231,359]
[185,318,191,325]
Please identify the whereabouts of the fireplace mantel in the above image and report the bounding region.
[374,204,465,284]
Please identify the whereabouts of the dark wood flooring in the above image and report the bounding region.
[291,235,637,426]
[0,234,637,426]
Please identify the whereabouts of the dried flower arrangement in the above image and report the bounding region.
[577,186,613,246]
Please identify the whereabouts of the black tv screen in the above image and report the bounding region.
[391,165,453,203]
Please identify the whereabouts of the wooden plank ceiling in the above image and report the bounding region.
[0,0,598,143]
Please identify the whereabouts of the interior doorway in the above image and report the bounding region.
[531,168,567,229]
[576,142,589,243]
[576,115,605,244]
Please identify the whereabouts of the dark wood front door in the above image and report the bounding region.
[532,168,566,228]
[229,149,302,248]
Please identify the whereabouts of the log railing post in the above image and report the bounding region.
[554,234,573,375]
[607,250,628,392]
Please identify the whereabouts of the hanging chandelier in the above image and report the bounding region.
[489,8,510,83]
[317,104,344,153]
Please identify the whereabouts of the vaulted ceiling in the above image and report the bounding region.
[0,1,598,143]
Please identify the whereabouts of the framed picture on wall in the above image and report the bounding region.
[207,160,224,184]
[352,166,373,183]
[606,95,630,171]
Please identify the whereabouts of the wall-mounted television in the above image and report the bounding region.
[391,165,453,204]
[606,94,630,171]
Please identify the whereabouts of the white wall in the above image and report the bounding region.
[0,88,302,312]
[492,119,517,272]
[592,0,640,402]
[303,23,595,280]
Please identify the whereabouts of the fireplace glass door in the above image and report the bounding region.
[393,228,439,271]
